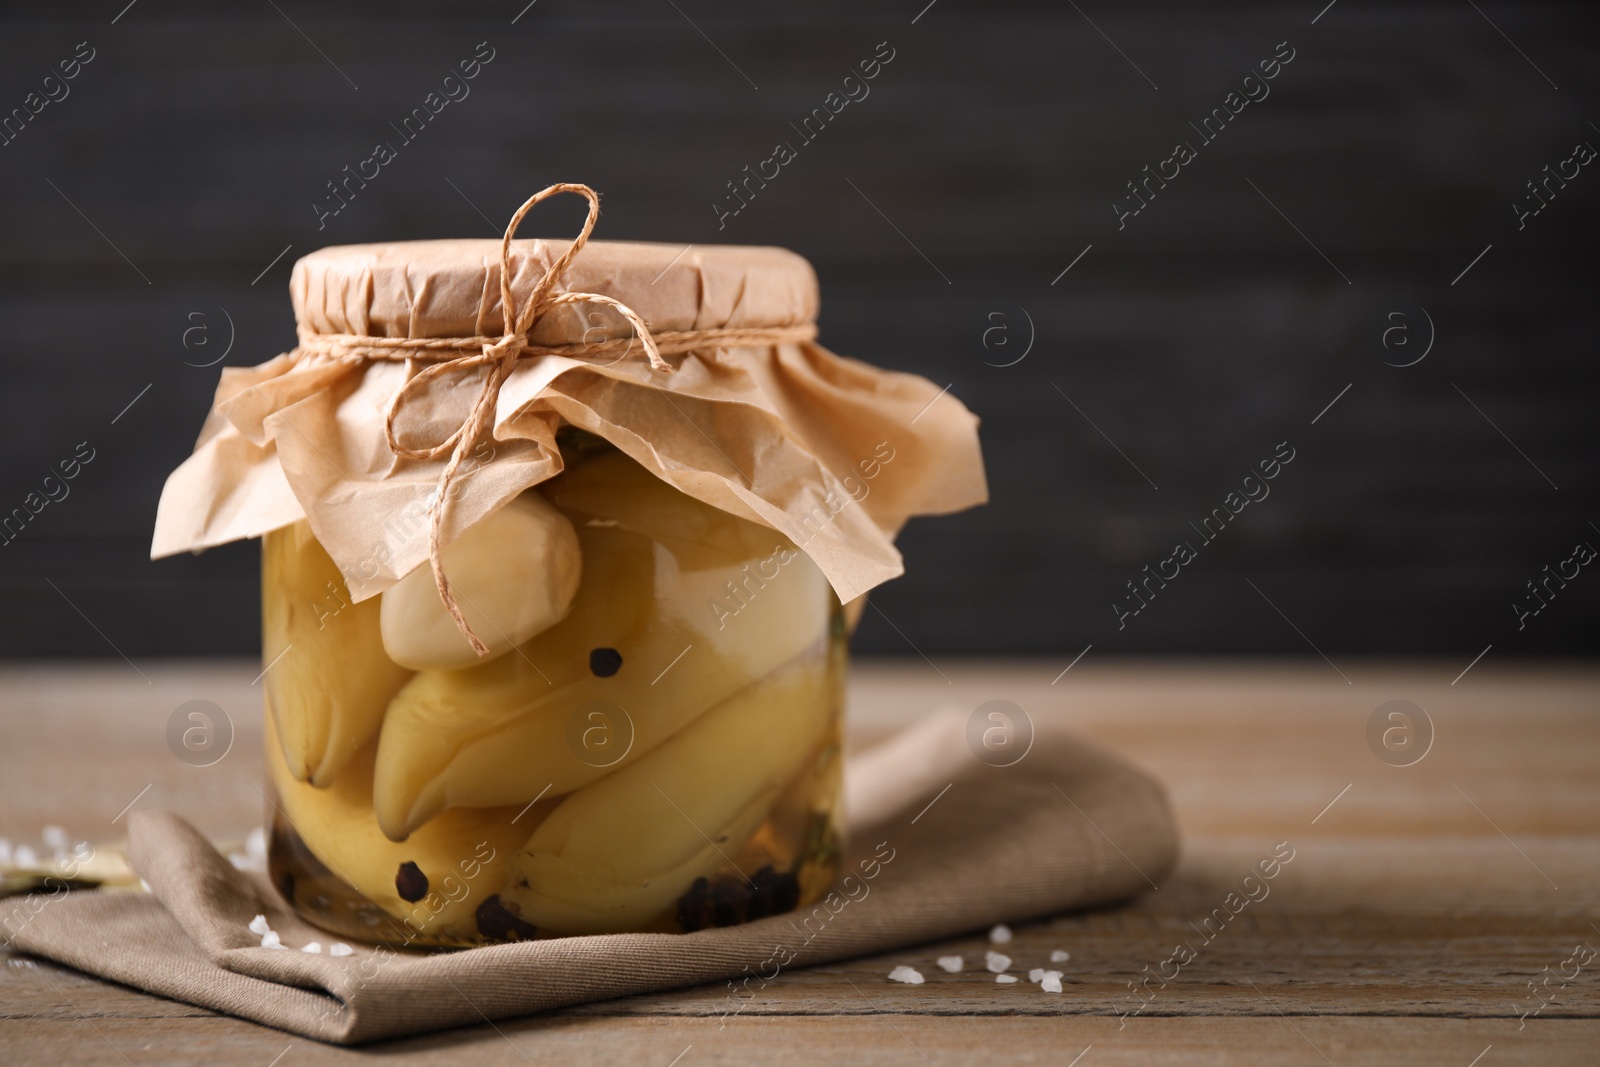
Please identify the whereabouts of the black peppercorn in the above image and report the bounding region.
[395,861,429,903]
[589,647,623,677]
[476,895,539,941]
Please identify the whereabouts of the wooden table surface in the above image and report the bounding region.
[2,658,1596,1065]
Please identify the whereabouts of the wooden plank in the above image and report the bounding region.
[2,660,1597,1063]
[848,660,1600,837]
[0,661,268,845]
[5,658,1597,839]
[0,1013,1593,1066]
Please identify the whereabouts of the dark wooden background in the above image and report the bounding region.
[1,0,1595,660]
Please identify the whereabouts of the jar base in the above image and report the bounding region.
[265,728,845,950]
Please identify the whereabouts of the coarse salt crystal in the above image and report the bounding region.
[984,951,1011,974]
[995,973,1019,983]
[229,840,267,873]
[887,965,925,985]
[260,930,285,950]
[989,923,1013,944]
[245,826,267,860]
[138,879,152,893]
[936,955,963,973]
[1028,968,1046,982]
[1041,971,1063,993]
[302,942,323,954]
[248,914,272,936]
[329,943,354,957]
[14,845,38,868]
[42,826,69,851]
[1050,949,1070,963]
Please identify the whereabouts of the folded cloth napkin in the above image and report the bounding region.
[7,710,1177,1045]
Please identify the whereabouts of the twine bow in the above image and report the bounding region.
[377,184,665,656]
[288,182,818,657]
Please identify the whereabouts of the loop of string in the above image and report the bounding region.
[286,183,814,657]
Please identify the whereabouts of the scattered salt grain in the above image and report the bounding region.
[1028,968,1046,982]
[1050,949,1070,963]
[1041,971,1064,993]
[302,942,323,954]
[887,965,925,985]
[984,951,1011,974]
[139,879,152,893]
[995,974,1019,983]
[248,914,272,936]
[936,955,963,973]
[14,845,38,868]
[41,826,69,852]
[228,829,269,873]
[329,943,354,957]
[260,930,286,950]
[988,923,1013,944]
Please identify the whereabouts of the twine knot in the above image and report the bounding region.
[483,332,528,362]
[385,182,665,657]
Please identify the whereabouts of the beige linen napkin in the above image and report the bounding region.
[6,711,1177,1045]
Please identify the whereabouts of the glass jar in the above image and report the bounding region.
[263,435,846,947]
